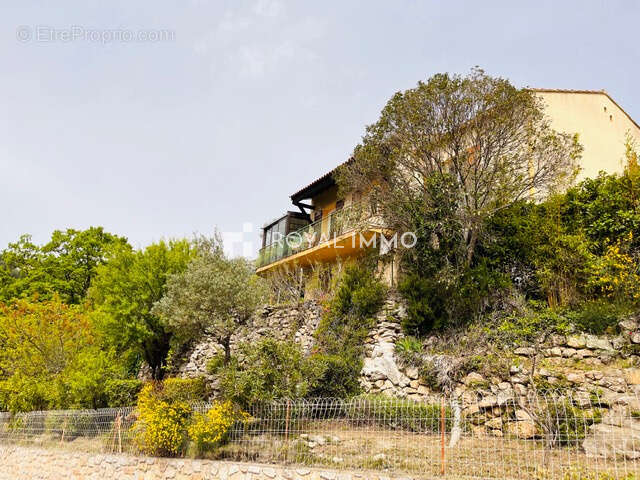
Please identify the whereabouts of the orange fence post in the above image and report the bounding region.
[440,398,445,476]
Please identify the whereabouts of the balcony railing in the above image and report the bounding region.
[256,202,369,269]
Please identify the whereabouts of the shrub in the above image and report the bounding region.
[161,377,207,403]
[104,379,143,407]
[187,401,249,453]
[399,274,449,335]
[394,336,423,366]
[316,262,385,357]
[306,353,362,398]
[217,339,324,407]
[347,395,452,433]
[132,383,193,456]
[566,300,630,335]
[330,263,386,318]
[539,400,602,446]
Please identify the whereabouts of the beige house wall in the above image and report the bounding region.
[536,90,640,181]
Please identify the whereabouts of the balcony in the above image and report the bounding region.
[256,202,372,271]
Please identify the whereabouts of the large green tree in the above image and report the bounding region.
[153,236,267,365]
[89,239,195,380]
[0,297,125,411]
[337,69,582,266]
[0,227,129,304]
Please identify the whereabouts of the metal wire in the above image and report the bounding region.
[1,392,638,479]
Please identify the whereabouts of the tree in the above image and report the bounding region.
[337,69,582,266]
[153,236,267,365]
[0,227,129,304]
[0,297,125,411]
[89,239,195,380]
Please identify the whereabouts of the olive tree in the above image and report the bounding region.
[153,236,267,364]
[337,68,582,266]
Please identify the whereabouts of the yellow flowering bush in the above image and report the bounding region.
[588,233,640,302]
[133,383,193,456]
[187,401,249,453]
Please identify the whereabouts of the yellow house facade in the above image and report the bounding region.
[256,89,640,283]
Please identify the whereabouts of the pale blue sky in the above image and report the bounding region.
[1,1,638,256]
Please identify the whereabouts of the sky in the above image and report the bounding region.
[1,0,639,257]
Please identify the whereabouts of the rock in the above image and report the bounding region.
[585,335,613,351]
[632,333,640,345]
[619,319,639,332]
[405,366,419,380]
[506,421,537,439]
[547,347,562,357]
[478,395,498,409]
[566,373,586,384]
[575,349,594,358]
[561,348,577,358]
[485,417,503,429]
[514,347,535,357]
[463,372,485,386]
[583,419,640,460]
[566,335,586,349]
[624,369,640,386]
[514,409,533,422]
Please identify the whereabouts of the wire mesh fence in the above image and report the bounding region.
[1,391,639,479]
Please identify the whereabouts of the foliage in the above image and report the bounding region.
[316,262,384,356]
[89,239,195,379]
[133,382,193,456]
[216,339,324,407]
[153,235,267,365]
[306,353,362,398]
[313,262,385,398]
[329,262,386,319]
[0,297,127,412]
[347,395,452,433]
[566,300,630,335]
[187,401,249,453]
[394,336,423,365]
[587,233,640,302]
[0,228,129,304]
[161,377,207,403]
[539,401,602,446]
[337,68,581,266]
[104,379,143,407]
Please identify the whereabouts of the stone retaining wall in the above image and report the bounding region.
[0,445,414,480]
[174,301,323,379]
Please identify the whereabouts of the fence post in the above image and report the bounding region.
[116,414,122,454]
[284,399,291,464]
[440,398,445,476]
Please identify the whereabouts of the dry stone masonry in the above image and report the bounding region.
[175,301,322,379]
[0,446,418,480]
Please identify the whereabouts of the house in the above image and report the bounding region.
[256,89,640,286]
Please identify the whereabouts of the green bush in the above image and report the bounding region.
[104,379,143,407]
[399,274,449,335]
[567,300,629,335]
[161,377,207,403]
[217,339,324,408]
[394,336,423,366]
[540,401,602,446]
[306,353,362,398]
[347,395,452,433]
[330,263,386,318]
